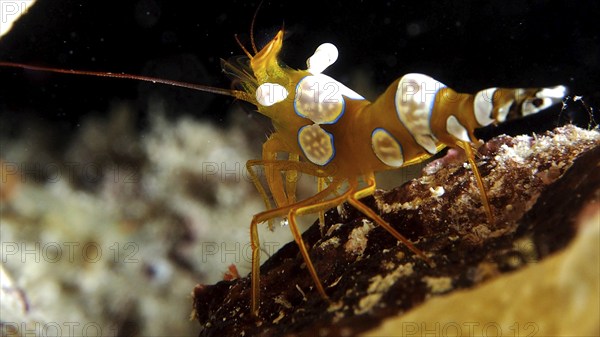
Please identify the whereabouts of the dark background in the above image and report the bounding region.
[1,0,598,135]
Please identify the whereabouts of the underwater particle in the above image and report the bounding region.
[344,219,375,256]
[406,21,425,37]
[320,236,341,249]
[422,276,453,294]
[429,186,445,197]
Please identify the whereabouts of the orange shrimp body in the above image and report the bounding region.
[226,29,566,315]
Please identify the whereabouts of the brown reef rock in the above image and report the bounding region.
[193,125,600,336]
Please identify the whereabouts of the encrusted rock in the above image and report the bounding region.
[193,125,600,336]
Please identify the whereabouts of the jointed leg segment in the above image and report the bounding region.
[249,171,433,316]
[248,165,340,315]
[460,141,494,223]
[347,175,435,267]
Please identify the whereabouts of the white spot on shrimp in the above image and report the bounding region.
[395,73,444,154]
[294,74,345,124]
[522,85,567,116]
[256,82,288,107]
[474,88,496,126]
[446,115,471,142]
[497,100,513,122]
[306,43,339,75]
[297,124,335,166]
[538,85,567,99]
[371,128,404,167]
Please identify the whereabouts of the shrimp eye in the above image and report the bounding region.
[532,98,544,107]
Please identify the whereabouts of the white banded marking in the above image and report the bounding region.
[307,43,339,75]
[522,85,568,116]
[473,88,496,126]
[497,100,513,122]
[446,115,471,142]
[294,74,345,124]
[294,74,364,124]
[298,124,335,166]
[395,73,444,154]
[538,85,567,99]
[371,128,404,167]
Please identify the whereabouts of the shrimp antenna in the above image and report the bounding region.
[250,0,264,54]
[234,34,253,59]
[0,61,254,103]
[234,1,263,58]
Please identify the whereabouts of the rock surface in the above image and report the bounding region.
[365,204,599,337]
[193,125,600,336]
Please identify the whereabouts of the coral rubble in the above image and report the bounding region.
[193,125,600,337]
